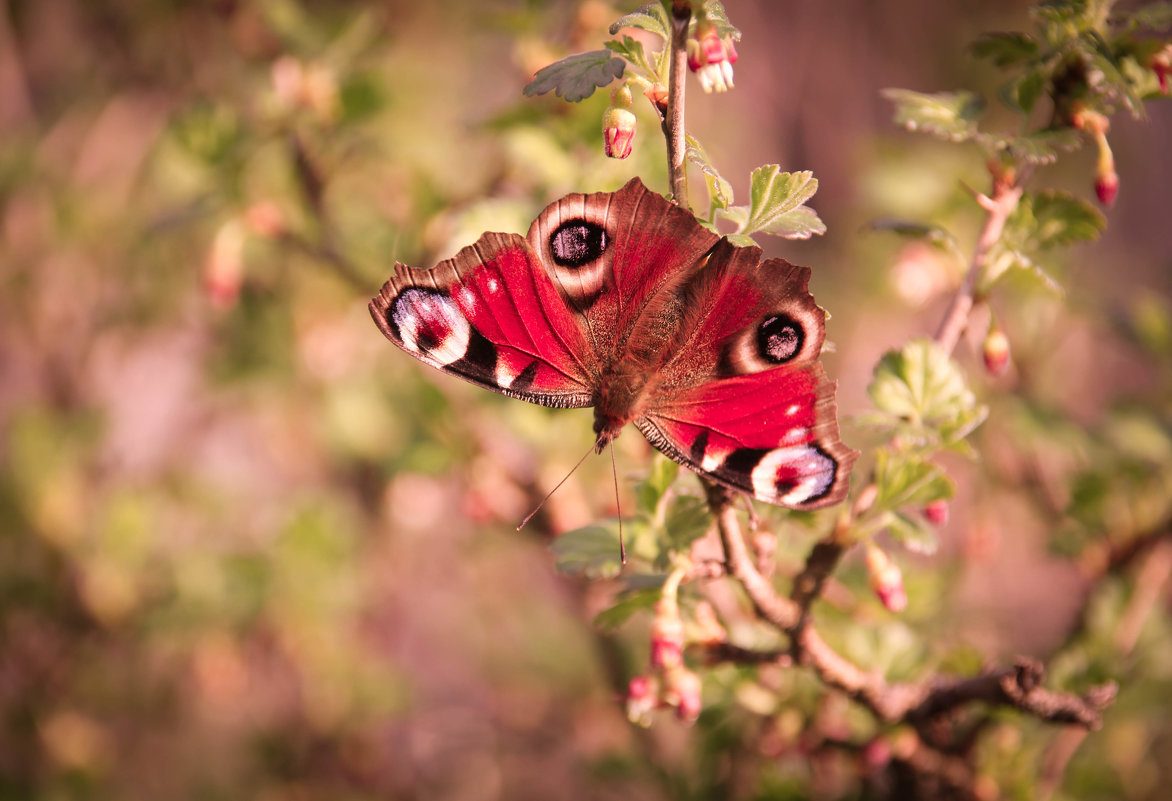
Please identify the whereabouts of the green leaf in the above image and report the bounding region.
[551,523,624,578]
[605,36,652,74]
[593,587,662,630]
[882,89,986,142]
[1000,68,1048,115]
[971,32,1041,67]
[874,450,954,510]
[523,50,626,102]
[866,339,987,447]
[685,134,735,213]
[700,1,742,41]
[636,454,680,516]
[1027,190,1106,248]
[610,3,671,40]
[884,510,941,555]
[719,165,825,240]
[663,495,711,552]
[994,128,1084,165]
[867,218,964,264]
[1122,2,1172,30]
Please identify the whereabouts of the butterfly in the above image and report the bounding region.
[370,178,857,510]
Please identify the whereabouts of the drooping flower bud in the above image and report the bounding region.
[649,598,685,670]
[1150,44,1172,94]
[204,220,245,309]
[923,499,949,527]
[687,17,737,93]
[625,674,660,726]
[1071,108,1118,207]
[982,322,1010,377]
[865,545,907,613]
[602,83,636,159]
[664,667,702,724]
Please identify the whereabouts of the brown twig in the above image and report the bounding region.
[934,182,1023,354]
[665,1,691,206]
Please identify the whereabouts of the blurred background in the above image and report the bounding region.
[1,0,1169,799]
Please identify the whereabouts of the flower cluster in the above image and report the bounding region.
[687,17,738,93]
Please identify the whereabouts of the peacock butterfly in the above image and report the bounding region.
[369,178,857,509]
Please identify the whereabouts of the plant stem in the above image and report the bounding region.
[934,183,1023,353]
[665,2,690,207]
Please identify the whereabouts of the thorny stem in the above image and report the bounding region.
[665,1,690,207]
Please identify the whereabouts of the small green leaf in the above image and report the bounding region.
[971,32,1041,66]
[885,510,941,555]
[700,1,742,41]
[874,450,954,510]
[686,134,735,212]
[882,89,985,142]
[992,128,1083,165]
[1028,190,1106,248]
[719,165,824,240]
[593,587,662,630]
[664,495,711,552]
[551,523,624,578]
[610,3,671,40]
[605,36,651,73]
[523,50,626,102]
[866,339,987,447]
[637,454,680,516]
[867,219,964,264]
[1122,2,1172,30]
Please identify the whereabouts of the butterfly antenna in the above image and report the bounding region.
[610,443,626,564]
[517,440,596,531]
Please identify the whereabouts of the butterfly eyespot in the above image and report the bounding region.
[549,220,609,268]
[757,314,803,364]
[390,288,472,367]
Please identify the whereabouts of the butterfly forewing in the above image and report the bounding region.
[370,232,595,408]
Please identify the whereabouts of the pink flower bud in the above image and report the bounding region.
[983,324,1010,377]
[923,499,949,527]
[644,83,669,114]
[665,667,702,724]
[626,674,660,725]
[204,221,244,309]
[1150,45,1172,94]
[243,201,286,239]
[697,21,725,65]
[865,545,907,613]
[602,84,636,159]
[1095,168,1119,207]
[650,600,685,670]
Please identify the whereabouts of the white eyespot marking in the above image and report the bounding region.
[750,445,836,506]
[391,289,471,367]
[457,286,477,311]
[486,277,499,293]
[785,404,800,416]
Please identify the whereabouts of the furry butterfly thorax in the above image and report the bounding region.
[370,178,857,509]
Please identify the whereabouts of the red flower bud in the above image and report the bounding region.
[602,84,636,159]
[204,221,244,309]
[865,545,907,613]
[1151,45,1172,94]
[1095,167,1119,207]
[923,499,949,527]
[983,324,1010,377]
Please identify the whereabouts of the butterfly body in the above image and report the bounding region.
[371,178,857,509]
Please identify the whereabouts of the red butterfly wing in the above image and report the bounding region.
[369,232,594,407]
[638,364,855,508]
[637,240,857,508]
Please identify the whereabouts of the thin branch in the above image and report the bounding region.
[934,183,1023,354]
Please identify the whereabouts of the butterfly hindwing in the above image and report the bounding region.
[369,232,595,408]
